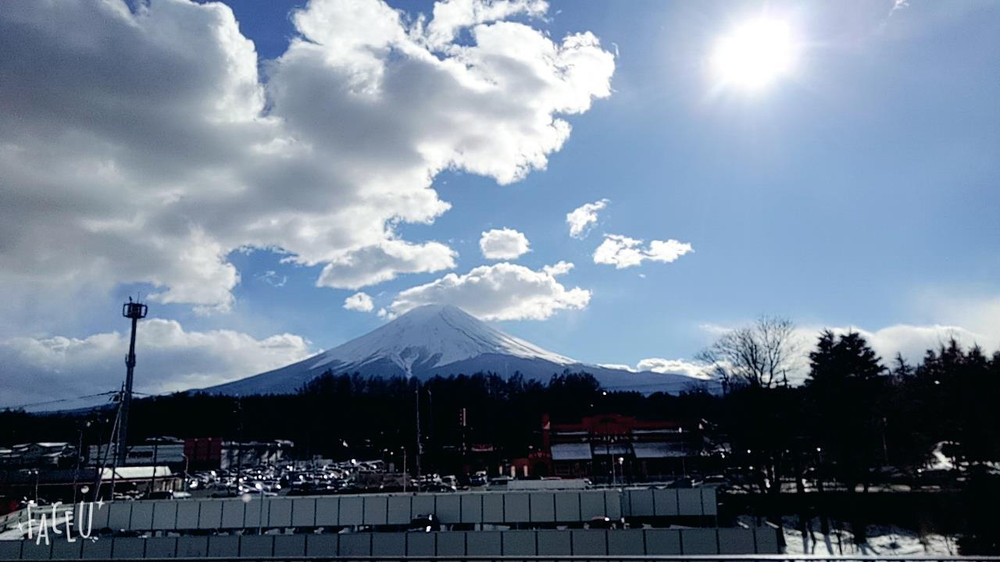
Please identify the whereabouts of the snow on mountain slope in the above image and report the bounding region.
[202,304,710,396]
[310,304,574,374]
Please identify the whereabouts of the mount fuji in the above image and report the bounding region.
[202,304,712,396]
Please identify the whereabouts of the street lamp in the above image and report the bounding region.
[29,469,40,504]
[255,482,265,535]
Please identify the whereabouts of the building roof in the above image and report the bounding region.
[633,442,690,459]
[550,443,593,461]
[591,444,630,456]
[101,466,173,480]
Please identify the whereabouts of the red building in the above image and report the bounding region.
[537,414,704,482]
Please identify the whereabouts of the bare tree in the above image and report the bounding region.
[697,316,800,391]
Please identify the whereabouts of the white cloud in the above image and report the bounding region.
[593,234,693,269]
[425,0,548,49]
[387,261,590,320]
[636,358,711,379]
[257,270,288,288]
[0,0,614,314]
[800,324,996,368]
[343,292,375,312]
[542,261,574,276]
[317,239,457,289]
[696,304,1000,386]
[0,319,312,408]
[599,357,710,379]
[566,199,609,238]
[479,228,531,260]
[598,363,636,372]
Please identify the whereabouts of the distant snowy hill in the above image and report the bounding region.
[203,304,712,396]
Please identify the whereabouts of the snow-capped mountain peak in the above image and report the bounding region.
[202,304,711,396]
[310,304,575,374]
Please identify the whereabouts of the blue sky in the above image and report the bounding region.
[0,0,998,407]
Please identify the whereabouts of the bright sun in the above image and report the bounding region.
[712,17,798,91]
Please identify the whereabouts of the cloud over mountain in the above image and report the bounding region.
[0,0,614,315]
[386,262,590,321]
[343,292,375,312]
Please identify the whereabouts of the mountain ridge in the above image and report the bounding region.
[202,304,712,396]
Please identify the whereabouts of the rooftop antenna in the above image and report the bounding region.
[117,296,147,466]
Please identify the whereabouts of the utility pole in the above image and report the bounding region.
[414,382,422,491]
[117,298,147,466]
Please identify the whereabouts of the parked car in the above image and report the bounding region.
[587,516,616,529]
[407,514,441,533]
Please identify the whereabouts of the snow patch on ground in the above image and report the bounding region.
[771,516,959,556]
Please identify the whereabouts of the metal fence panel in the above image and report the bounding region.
[0,541,21,560]
[501,530,535,555]
[554,492,580,522]
[89,503,110,531]
[363,495,388,526]
[570,529,606,555]
[205,535,238,558]
[196,500,222,530]
[175,536,208,558]
[407,532,435,556]
[719,527,755,554]
[435,494,461,524]
[701,487,718,516]
[106,503,131,531]
[238,535,273,558]
[267,498,293,528]
[338,532,372,556]
[80,538,112,560]
[652,488,678,516]
[411,495,435,519]
[579,491,605,520]
[607,529,644,555]
[21,540,50,561]
[305,534,339,557]
[314,497,339,526]
[626,489,654,517]
[529,492,556,523]
[292,497,316,527]
[371,532,405,556]
[151,501,177,530]
[220,499,245,529]
[438,531,467,556]
[645,528,682,554]
[482,493,503,523]
[677,488,704,516]
[503,493,529,523]
[387,495,411,525]
[128,503,153,531]
[174,502,199,530]
[143,537,176,558]
[681,528,718,554]
[463,530,499,555]
[536,529,570,554]
[460,494,482,524]
[273,534,306,557]
[603,491,623,520]
[755,526,780,554]
[339,496,363,526]
[110,538,143,559]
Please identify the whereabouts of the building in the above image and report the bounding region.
[0,443,77,469]
[539,414,706,482]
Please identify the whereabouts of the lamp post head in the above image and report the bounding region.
[123,301,147,320]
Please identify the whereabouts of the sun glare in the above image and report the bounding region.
[712,17,798,91]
